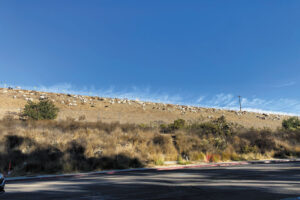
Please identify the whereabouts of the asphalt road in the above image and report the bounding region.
[1,162,300,200]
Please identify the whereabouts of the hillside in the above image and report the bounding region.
[1,87,299,176]
[0,87,289,129]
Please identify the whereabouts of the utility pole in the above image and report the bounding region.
[238,96,242,112]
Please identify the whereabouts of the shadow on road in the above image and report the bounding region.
[2,162,300,200]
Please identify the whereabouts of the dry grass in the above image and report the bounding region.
[0,87,290,130]
[0,118,180,176]
[0,115,299,176]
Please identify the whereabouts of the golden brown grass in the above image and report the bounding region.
[0,116,299,176]
[0,87,291,130]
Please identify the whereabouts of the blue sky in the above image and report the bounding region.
[1,0,300,114]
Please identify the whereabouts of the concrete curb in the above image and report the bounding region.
[6,159,300,183]
[155,161,249,171]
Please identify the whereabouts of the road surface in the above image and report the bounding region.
[2,162,300,200]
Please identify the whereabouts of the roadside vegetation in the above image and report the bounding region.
[0,101,299,176]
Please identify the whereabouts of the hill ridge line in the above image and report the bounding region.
[0,87,290,129]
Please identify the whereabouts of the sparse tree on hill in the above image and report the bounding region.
[23,100,59,120]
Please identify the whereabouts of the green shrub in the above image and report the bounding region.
[282,117,300,131]
[195,122,219,135]
[253,130,276,154]
[159,124,171,133]
[241,128,276,154]
[240,144,258,154]
[171,119,186,130]
[214,116,232,136]
[190,116,233,137]
[211,137,227,152]
[23,100,59,120]
[160,119,186,133]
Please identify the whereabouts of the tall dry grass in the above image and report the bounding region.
[0,117,178,176]
[0,116,299,176]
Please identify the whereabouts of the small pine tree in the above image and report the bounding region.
[23,100,59,120]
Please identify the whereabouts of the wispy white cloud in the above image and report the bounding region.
[273,81,296,88]
[197,94,300,116]
[207,94,236,107]
[196,96,205,103]
[1,83,300,116]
